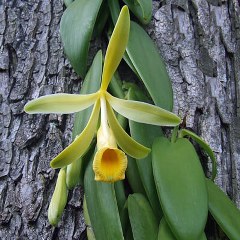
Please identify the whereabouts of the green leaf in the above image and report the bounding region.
[84,158,124,240]
[128,193,158,240]
[101,6,130,90]
[158,218,177,240]
[106,102,150,159]
[108,73,125,99]
[152,137,208,240]
[83,196,96,240]
[128,87,163,220]
[123,0,152,24]
[64,0,73,7]
[66,50,102,188]
[106,92,181,126]
[50,100,100,169]
[115,181,127,213]
[126,156,146,195]
[92,1,109,38]
[114,182,128,234]
[126,21,173,111]
[24,92,98,114]
[158,218,207,240]
[206,178,240,240]
[48,168,68,226]
[107,0,120,24]
[123,82,151,103]
[179,129,217,180]
[60,0,102,77]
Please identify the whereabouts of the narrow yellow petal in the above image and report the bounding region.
[100,6,130,90]
[106,92,181,126]
[50,99,100,169]
[106,102,150,159]
[24,92,99,114]
[48,168,68,226]
[93,147,127,183]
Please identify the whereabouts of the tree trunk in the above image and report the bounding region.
[0,0,239,239]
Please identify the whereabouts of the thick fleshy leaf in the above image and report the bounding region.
[126,156,146,195]
[206,178,240,240]
[106,102,150,159]
[50,100,100,169]
[108,73,125,99]
[128,194,158,240]
[107,0,120,24]
[158,218,177,240]
[48,168,68,226]
[67,50,102,188]
[106,92,181,126]
[64,0,73,7]
[92,1,109,38]
[114,182,128,234]
[128,87,162,219]
[60,0,102,77]
[158,218,207,240]
[83,196,96,240]
[115,181,127,213]
[123,0,152,24]
[101,6,130,90]
[24,92,99,114]
[123,82,150,103]
[179,129,217,180]
[84,159,124,240]
[126,21,173,111]
[152,137,208,240]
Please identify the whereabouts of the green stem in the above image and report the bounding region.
[171,126,179,143]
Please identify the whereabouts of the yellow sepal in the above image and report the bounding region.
[50,99,100,169]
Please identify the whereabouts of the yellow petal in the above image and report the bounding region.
[24,92,99,114]
[100,6,130,90]
[48,168,68,226]
[50,99,100,169]
[93,147,127,182]
[106,102,150,159]
[106,92,181,126]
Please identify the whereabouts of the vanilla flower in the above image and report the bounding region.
[24,6,181,182]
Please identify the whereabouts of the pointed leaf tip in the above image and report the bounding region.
[60,0,103,77]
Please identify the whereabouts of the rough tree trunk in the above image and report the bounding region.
[0,0,239,239]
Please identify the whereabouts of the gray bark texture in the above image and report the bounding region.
[0,0,239,239]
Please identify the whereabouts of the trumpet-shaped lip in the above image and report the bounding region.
[93,147,127,183]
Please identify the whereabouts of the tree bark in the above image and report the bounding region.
[153,0,240,204]
[0,0,239,239]
[0,0,85,239]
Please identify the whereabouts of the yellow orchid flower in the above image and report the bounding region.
[93,125,127,182]
[24,6,181,182]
